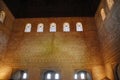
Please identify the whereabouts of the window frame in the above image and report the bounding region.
[0,10,6,23]
[37,23,44,32]
[50,23,57,32]
[106,0,114,10]
[76,22,83,32]
[74,70,92,80]
[100,8,106,21]
[10,70,28,80]
[42,70,60,80]
[63,22,70,32]
[24,23,32,32]
[114,64,120,80]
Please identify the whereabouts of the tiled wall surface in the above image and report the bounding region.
[2,18,104,80]
[1,0,120,79]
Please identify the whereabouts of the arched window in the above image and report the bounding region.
[24,23,32,32]
[43,70,60,80]
[63,22,70,32]
[0,11,5,23]
[10,70,28,80]
[107,0,114,10]
[74,70,92,80]
[50,23,56,32]
[76,22,83,32]
[37,23,44,32]
[101,8,106,21]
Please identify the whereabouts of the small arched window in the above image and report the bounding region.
[101,8,106,21]
[37,23,44,32]
[50,23,56,32]
[63,22,70,32]
[107,0,114,10]
[43,70,60,80]
[0,11,5,23]
[74,70,92,80]
[10,70,28,80]
[76,22,83,32]
[24,23,32,32]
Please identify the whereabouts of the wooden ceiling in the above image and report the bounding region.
[3,0,101,18]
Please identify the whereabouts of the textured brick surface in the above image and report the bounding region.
[0,0,14,79]
[1,17,105,80]
[96,0,120,64]
[1,0,117,80]
[95,0,120,80]
[0,0,14,60]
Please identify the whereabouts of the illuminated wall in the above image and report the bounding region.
[1,0,119,79]
[95,0,120,79]
[2,18,105,80]
[0,0,15,79]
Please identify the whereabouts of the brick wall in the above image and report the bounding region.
[0,0,115,79]
[1,17,105,80]
[95,0,120,79]
[0,0,15,79]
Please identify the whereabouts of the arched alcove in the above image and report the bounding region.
[74,70,92,80]
[76,22,83,32]
[50,23,56,32]
[10,70,28,80]
[63,22,70,32]
[0,11,5,23]
[24,23,32,32]
[37,23,44,32]
[43,70,60,80]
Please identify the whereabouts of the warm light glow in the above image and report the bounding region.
[0,66,12,79]
[107,0,114,10]
[55,73,59,79]
[101,8,106,21]
[74,74,77,79]
[22,72,27,79]
[92,66,106,80]
[47,73,51,79]
[81,73,85,79]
